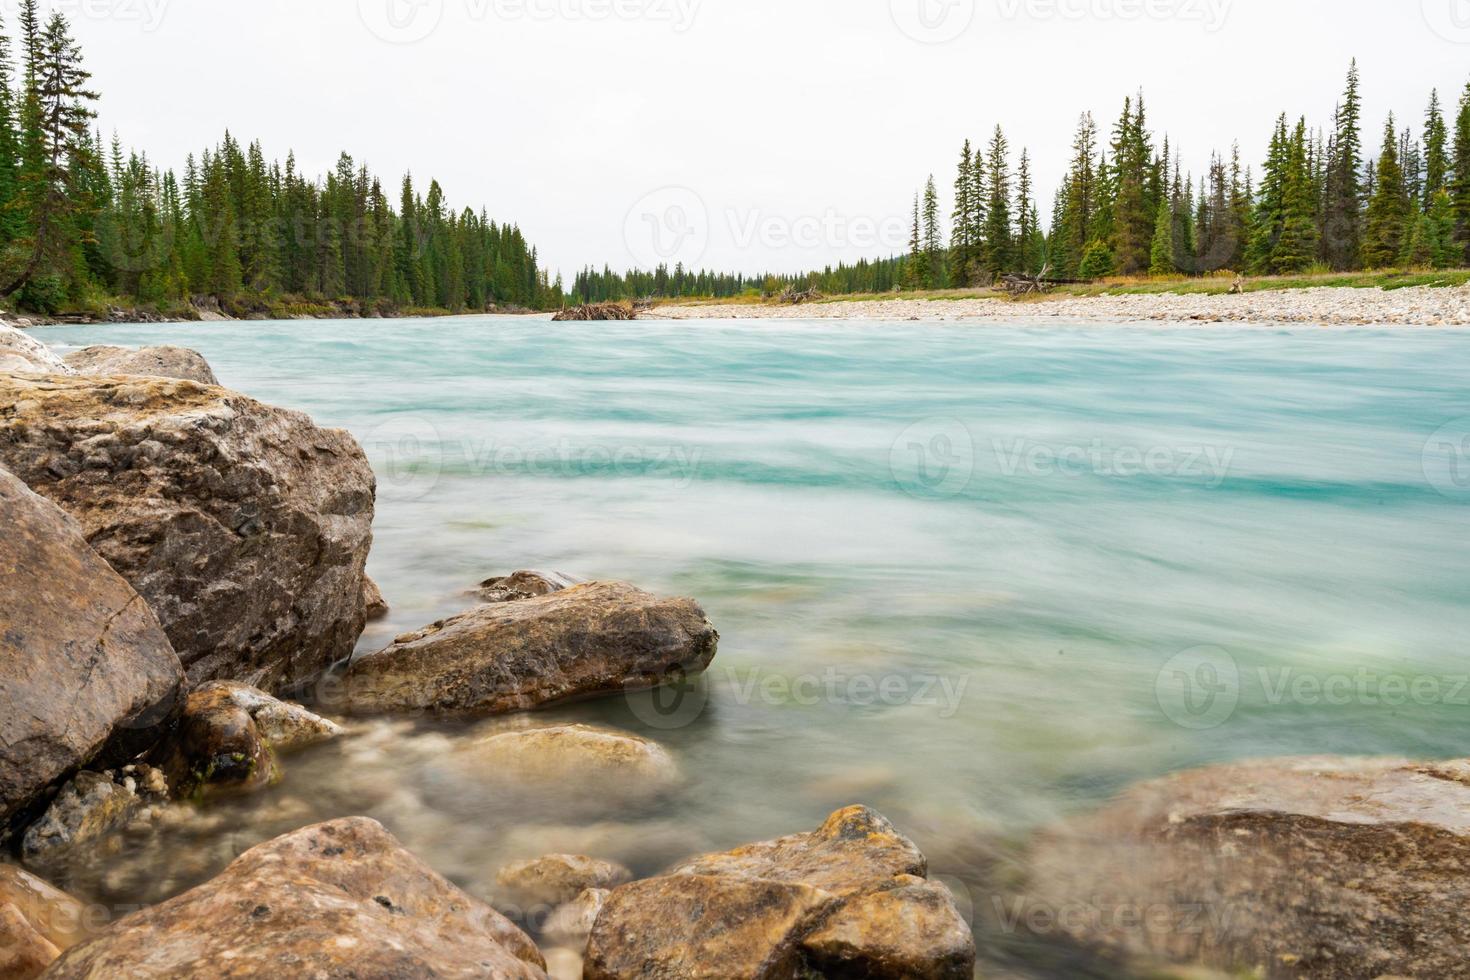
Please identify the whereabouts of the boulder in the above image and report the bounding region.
[497,855,632,908]
[44,817,548,979]
[1023,756,1470,979]
[0,374,376,692]
[542,887,610,951]
[62,345,219,385]
[0,901,58,980]
[342,582,717,715]
[0,324,70,375]
[363,575,389,621]
[449,725,680,809]
[584,806,975,980]
[477,569,580,604]
[158,682,342,799]
[0,467,182,829]
[0,865,92,952]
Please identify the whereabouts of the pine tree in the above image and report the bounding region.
[1056,113,1099,278]
[1272,119,1320,273]
[982,125,1012,278]
[921,174,943,287]
[1149,194,1175,275]
[1452,82,1470,264]
[1362,116,1409,269]
[904,191,924,289]
[1424,89,1449,208]
[1322,61,1364,270]
[950,140,974,281]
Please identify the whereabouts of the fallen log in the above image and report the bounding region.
[552,302,638,321]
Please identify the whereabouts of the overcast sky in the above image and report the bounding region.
[60,0,1470,280]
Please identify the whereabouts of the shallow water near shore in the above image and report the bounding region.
[36,316,1470,975]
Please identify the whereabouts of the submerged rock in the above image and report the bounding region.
[159,682,343,798]
[342,582,717,715]
[450,724,680,810]
[62,345,219,385]
[542,887,610,951]
[0,374,376,692]
[476,569,580,604]
[1024,756,1470,979]
[585,805,975,980]
[0,468,183,829]
[0,324,71,375]
[44,817,548,979]
[20,772,141,866]
[0,865,91,965]
[497,854,633,908]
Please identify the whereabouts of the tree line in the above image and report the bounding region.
[0,1,560,316]
[901,61,1470,287]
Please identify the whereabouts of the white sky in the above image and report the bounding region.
[52,0,1470,281]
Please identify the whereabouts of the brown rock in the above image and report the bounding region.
[159,682,342,799]
[0,374,376,692]
[342,582,717,715]
[19,772,140,867]
[45,817,548,979]
[62,345,219,385]
[0,324,70,375]
[0,865,91,952]
[477,569,580,604]
[363,574,389,621]
[0,901,59,980]
[497,855,632,908]
[0,467,182,829]
[542,888,609,951]
[1024,756,1470,979]
[584,806,974,980]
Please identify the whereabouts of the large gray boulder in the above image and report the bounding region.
[341,582,717,715]
[44,818,548,979]
[62,345,219,385]
[0,324,70,375]
[0,467,182,830]
[0,374,376,692]
[1024,756,1470,979]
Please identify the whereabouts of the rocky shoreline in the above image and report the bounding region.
[652,283,1470,326]
[1,321,1466,979]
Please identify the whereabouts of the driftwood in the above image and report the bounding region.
[553,302,638,321]
[778,286,823,305]
[998,264,1089,297]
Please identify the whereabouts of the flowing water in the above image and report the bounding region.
[34,316,1470,975]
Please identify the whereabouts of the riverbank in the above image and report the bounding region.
[651,282,1470,326]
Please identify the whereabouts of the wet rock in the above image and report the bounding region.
[498,855,632,908]
[451,725,680,808]
[585,805,975,980]
[363,575,389,621]
[20,773,141,866]
[477,569,580,604]
[0,865,91,955]
[159,682,342,799]
[62,345,219,385]
[1024,756,1470,979]
[0,374,376,692]
[0,467,182,829]
[0,324,70,375]
[542,888,609,951]
[44,817,548,979]
[0,901,59,980]
[543,947,585,980]
[342,582,717,715]
[501,821,715,876]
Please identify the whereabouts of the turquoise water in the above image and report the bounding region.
[37,317,1470,974]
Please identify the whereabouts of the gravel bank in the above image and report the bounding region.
[651,284,1470,326]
